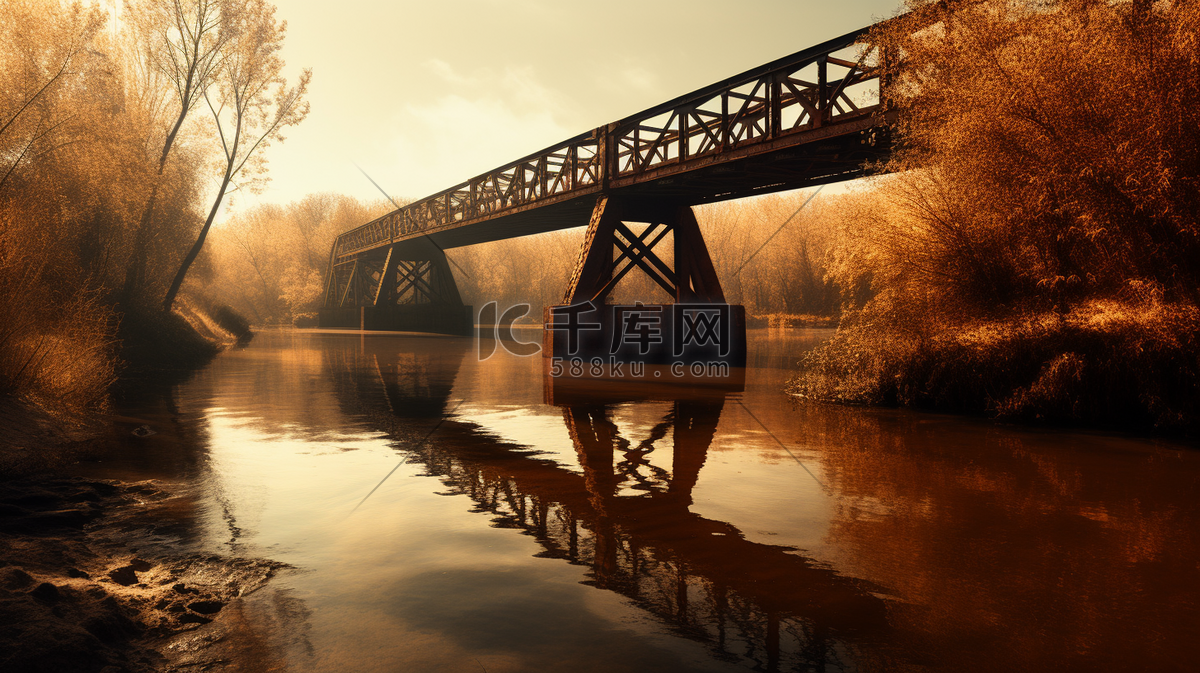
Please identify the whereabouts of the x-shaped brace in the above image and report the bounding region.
[592,220,678,301]
[395,260,438,302]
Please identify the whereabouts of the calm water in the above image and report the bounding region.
[82,328,1200,672]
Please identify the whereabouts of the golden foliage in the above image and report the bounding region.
[203,194,387,324]
[0,0,305,409]
[873,0,1200,308]
[794,0,1200,431]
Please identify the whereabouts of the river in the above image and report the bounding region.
[77,328,1200,672]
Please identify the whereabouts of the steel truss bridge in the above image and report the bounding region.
[320,21,895,333]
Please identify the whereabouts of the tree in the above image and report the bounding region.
[203,194,386,325]
[0,1,124,411]
[161,0,309,311]
[122,0,231,301]
[0,0,104,191]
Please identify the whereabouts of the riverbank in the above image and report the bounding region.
[0,299,272,672]
[0,436,287,672]
[791,299,1200,435]
[0,299,253,475]
[746,312,839,329]
[779,4,1200,437]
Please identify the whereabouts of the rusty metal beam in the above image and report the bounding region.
[323,22,900,312]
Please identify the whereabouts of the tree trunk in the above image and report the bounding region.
[122,107,189,302]
[162,166,231,311]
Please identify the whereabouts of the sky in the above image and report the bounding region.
[230,0,903,219]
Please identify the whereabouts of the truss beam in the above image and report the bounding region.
[564,196,725,306]
[324,23,891,269]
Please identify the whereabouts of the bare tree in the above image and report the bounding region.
[162,0,309,311]
[122,0,229,300]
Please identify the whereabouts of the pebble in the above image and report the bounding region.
[30,582,60,602]
[0,566,34,590]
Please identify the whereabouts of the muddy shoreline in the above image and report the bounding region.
[0,474,289,673]
[0,394,290,673]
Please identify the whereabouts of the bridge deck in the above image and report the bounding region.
[330,24,893,264]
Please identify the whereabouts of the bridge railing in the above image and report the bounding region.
[331,25,882,261]
[332,131,603,258]
[610,42,881,180]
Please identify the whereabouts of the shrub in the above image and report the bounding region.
[0,237,116,412]
[211,304,252,339]
[794,299,1200,431]
[795,1,1200,433]
[115,303,219,373]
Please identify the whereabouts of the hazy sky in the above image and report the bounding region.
[233,0,903,217]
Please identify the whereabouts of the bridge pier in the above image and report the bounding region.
[319,238,472,335]
[544,196,746,385]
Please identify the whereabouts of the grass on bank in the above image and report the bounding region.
[0,244,116,414]
[0,232,248,421]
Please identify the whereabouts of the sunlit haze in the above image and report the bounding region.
[7,3,1200,671]
[232,0,902,218]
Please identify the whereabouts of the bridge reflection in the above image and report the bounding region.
[326,338,892,672]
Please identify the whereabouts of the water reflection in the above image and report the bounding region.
[792,404,1200,672]
[83,330,1200,672]
[319,336,889,670]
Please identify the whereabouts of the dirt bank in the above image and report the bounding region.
[0,391,287,673]
[0,475,288,673]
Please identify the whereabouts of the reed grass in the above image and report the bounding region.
[0,236,116,412]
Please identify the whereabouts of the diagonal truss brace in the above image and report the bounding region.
[369,243,465,308]
[563,196,726,305]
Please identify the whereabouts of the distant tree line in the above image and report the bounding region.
[205,189,848,327]
[203,193,387,325]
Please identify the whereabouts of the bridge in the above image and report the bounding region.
[320,22,894,343]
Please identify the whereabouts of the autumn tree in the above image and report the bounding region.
[865,0,1200,309]
[162,0,309,310]
[204,194,384,324]
[0,0,118,411]
[0,0,104,191]
[121,0,230,301]
[794,0,1200,431]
